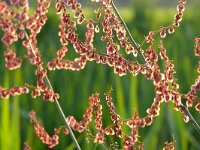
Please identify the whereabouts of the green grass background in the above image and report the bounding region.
[0,1,200,150]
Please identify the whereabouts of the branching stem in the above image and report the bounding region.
[111,0,200,135]
[180,104,200,134]
[24,31,81,150]
[111,0,146,63]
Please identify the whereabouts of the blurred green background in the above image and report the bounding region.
[0,0,200,149]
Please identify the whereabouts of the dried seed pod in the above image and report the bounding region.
[95,25,100,33]
[177,3,185,12]
[168,26,175,34]
[144,116,153,126]
[160,29,166,39]
[105,127,115,135]
[195,102,200,113]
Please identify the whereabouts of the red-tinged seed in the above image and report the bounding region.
[184,115,189,123]
[145,116,153,126]
[168,26,175,34]
[194,46,200,57]
[186,100,193,107]
[195,102,200,113]
[173,21,180,27]
[63,127,69,135]
[1,90,10,99]
[160,30,166,38]
[132,50,138,57]
[139,120,145,128]
[105,127,115,135]
[95,25,100,33]
[174,13,183,22]
[177,3,185,12]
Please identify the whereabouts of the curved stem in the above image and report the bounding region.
[111,0,200,135]
[24,31,81,150]
[111,0,146,63]
[180,104,200,134]
[45,76,81,150]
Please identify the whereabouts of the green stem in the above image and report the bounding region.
[111,0,200,136]
[45,77,81,150]
[111,0,146,63]
[180,104,200,134]
[24,31,81,150]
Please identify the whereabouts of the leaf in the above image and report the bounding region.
[0,71,10,150]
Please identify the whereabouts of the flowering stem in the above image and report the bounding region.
[24,31,81,150]
[45,77,81,150]
[180,104,200,134]
[111,0,200,135]
[111,0,146,63]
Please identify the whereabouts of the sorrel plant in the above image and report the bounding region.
[0,0,200,149]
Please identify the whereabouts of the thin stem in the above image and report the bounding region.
[180,104,200,134]
[45,76,81,150]
[111,0,200,135]
[24,31,81,150]
[81,127,109,149]
[111,0,146,63]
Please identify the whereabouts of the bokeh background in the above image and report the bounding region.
[0,0,200,149]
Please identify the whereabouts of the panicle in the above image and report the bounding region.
[29,111,59,148]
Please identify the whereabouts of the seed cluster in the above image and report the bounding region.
[4,49,22,70]
[29,111,59,148]
[145,0,187,41]
[105,90,122,138]
[0,84,29,99]
[184,38,200,112]
[194,38,200,57]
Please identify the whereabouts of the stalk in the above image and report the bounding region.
[24,31,81,150]
[111,0,200,135]
[111,0,146,63]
